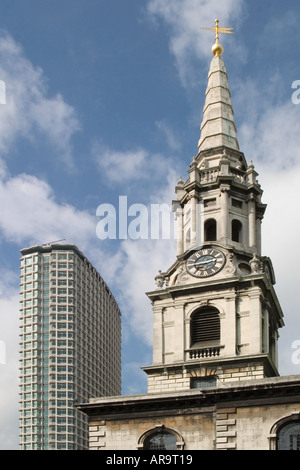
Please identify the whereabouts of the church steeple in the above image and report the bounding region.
[173,29,264,257]
[198,19,238,152]
[143,24,284,393]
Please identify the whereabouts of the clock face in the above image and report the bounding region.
[186,248,225,278]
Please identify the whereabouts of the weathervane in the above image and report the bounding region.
[201,19,234,56]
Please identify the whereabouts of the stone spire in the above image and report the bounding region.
[198,20,238,153]
[198,54,239,152]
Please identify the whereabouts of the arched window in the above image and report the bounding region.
[138,426,184,450]
[232,219,242,242]
[269,414,300,450]
[144,432,177,450]
[277,422,300,450]
[190,307,220,346]
[204,219,217,241]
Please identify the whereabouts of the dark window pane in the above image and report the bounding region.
[191,377,217,389]
[277,422,300,450]
[144,432,177,450]
[204,219,216,241]
[232,219,242,242]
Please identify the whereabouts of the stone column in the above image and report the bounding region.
[262,305,269,354]
[191,192,198,245]
[273,330,279,369]
[256,216,262,254]
[248,289,262,355]
[175,207,184,256]
[173,302,185,363]
[152,305,164,365]
[248,195,256,248]
[220,185,230,242]
[222,294,236,356]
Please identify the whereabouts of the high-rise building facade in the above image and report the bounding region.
[19,243,121,450]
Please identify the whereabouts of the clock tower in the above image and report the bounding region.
[143,29,284,393]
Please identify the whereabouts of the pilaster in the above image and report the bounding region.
[248,289,263,355]
[222,293,237,357]
[219,185,230,242]
[215,408,237,450]
[152,305,164,365]
[191,193,198,245]
[248,195,256,249]
[175,207,184,256]
[173,302,185,363]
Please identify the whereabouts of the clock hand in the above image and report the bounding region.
[195,258,217,266]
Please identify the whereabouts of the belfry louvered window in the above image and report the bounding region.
[190,307,220,346]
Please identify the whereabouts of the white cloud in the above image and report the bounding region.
[0,32,80,166]
[0,172,96,247]
[92,141,177,186]
[93,143,149,182]
[239,98,300,171]
[0,274,21,450]
[30,95,80,164]
[147,0,245,86]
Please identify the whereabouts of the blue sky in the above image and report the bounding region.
[1,0,300,450]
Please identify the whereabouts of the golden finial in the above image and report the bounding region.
[201,19,234,56]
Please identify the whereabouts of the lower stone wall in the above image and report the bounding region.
[89,412,215,450]
[235,404,300,450]
[88,402,300,450]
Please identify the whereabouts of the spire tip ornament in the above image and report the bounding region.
[201,19,234,56]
